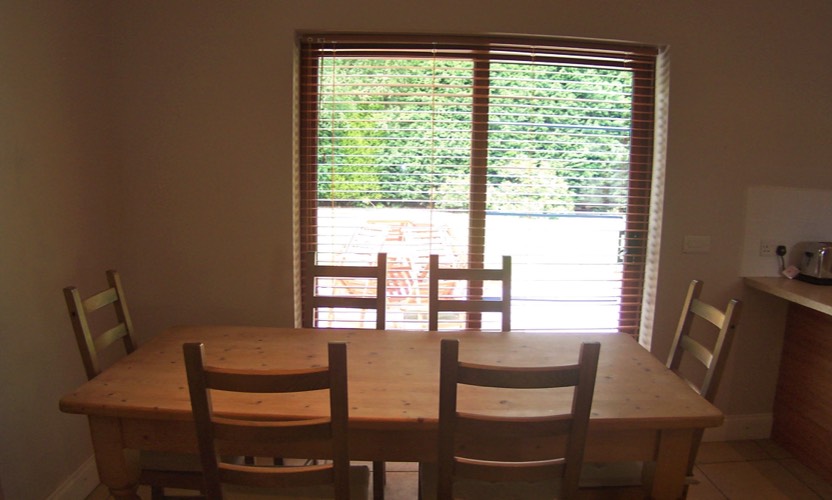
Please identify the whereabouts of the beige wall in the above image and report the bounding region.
[0,1,118,498]
[1,1,831,497]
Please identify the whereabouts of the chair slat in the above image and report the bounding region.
[204,367,330,393]
[214,418,332,444]
[82,287,119,312]
[689,299,725,328]
[435,267,507,282]
[219,462,334,489]
[313,296,384,311]
[312,265,385,279]
[92,324,129,352]
[435,300,505,313]
[455,457,565,484]
[456,414,573,440]
[458,362,580,389]
[678,335,714,370]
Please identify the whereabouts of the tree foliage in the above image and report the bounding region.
[316,57,634,213]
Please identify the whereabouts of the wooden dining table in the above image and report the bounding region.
[59,325,724,499]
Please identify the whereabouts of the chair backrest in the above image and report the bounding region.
[428,255,512,332]
[437,338,600,499]
[63,270,136,380]
[183,341,351,500]
[303,252,387,330]
[666,280,743,403]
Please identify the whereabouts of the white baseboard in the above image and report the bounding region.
[48,455,98,500]
[703,413,773,442]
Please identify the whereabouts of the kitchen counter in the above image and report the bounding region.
[744,276,832,483]
[744,276,832,316]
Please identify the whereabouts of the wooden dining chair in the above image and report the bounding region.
[63,269,137,380]
[666,279,742,494]
[303,252,387,330]
[303,252,388,498]
[421,338,601,499]
[428,254,512,332]
[580,279,743,498]
[183,341,369,500]
[63,270,204,499]
[667,279,743,403]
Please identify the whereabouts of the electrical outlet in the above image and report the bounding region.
[759,240,777,257]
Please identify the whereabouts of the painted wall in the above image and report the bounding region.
[1,1,831,497]
[742,186,832,278]
[0,2,118,498]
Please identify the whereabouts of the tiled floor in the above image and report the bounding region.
[87,440,832,499]
[689,440,832,499]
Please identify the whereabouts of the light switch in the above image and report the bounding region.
[683,235,711,254]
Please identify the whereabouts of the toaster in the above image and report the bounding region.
[797,241,832,285]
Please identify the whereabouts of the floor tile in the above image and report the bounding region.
[385,471,419,500]
[385,461,419,472]
[687,466,727,500]
[84,484,111,500]
[699,459,822,500]
[756,439,794,460]
[779,458,832,499]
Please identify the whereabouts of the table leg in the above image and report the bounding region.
[651,428,694,499]
[88,416,141,499]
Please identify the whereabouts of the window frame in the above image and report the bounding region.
[298,33,659,336]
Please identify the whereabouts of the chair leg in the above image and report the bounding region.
[150,486,165,500]
[373,461,386,500]
[417,463,423,500]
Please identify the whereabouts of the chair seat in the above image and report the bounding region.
[140,450,248,471]
[222,465,370,499]
[579,461,644,488]
[422,462,652,499]
[138,451,205,492]
[139,451,255,493]
[578,461,699,499]
[419,463,561,500]
[140,451,204,472]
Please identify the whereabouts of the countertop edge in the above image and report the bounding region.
[744,277,832,316]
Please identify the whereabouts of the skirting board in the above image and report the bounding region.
[703,413,773,442]
[48,455,98,500]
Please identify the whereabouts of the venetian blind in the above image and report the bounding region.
[299,34,658,334]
